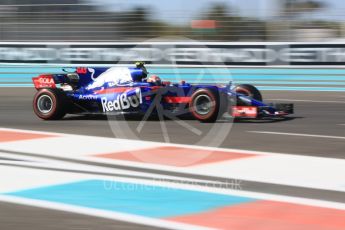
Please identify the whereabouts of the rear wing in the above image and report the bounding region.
[32,74,56,89]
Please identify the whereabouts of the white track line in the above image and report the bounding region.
[0,155,221,186]
[0,127,266,156]
[0,127,337,157]
[248,131,345,140]
[267,99,345,103]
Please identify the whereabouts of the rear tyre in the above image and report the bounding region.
[234,84,262,105]
[189,88,219,123]
[33,88,66,120]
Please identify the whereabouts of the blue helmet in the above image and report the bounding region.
[129,62,148,82]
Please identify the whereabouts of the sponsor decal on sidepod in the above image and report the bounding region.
[101,88,142,112]
[79,95,98,100]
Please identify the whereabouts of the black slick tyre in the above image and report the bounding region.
[189,88,219,123]
[33,88,66,120]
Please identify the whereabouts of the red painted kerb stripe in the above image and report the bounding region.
[167,200,345,230]
[0,130,56,142]
[95,146,257,167]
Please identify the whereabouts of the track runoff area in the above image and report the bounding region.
[0,87,344,229]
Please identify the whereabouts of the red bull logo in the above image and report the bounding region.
[101,88,142,112]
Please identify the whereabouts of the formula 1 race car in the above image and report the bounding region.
[32,63,294,122]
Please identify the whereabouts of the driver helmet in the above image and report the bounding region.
[147,75,162,86]
[135,61,148,75]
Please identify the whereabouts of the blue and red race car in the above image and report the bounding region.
[32,63,293,122]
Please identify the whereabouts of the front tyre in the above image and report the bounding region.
[234,84,262,105]
[33,88,66,120]
[189,88,219,123]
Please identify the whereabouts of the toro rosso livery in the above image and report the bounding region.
[32,62,293,122]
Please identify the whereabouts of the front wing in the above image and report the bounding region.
[231,103,294,119]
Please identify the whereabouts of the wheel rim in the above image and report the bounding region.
[37,95,53,114]
[193,94,213,115]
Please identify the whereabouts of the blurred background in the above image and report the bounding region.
[0,0,344,42]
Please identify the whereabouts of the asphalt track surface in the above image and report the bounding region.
[0,202,161,230]
[1,88,344,230]
[1,88,344,157]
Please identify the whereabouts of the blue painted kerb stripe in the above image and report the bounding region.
[6,179,255,218]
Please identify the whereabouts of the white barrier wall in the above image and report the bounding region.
[1,42,345,66]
